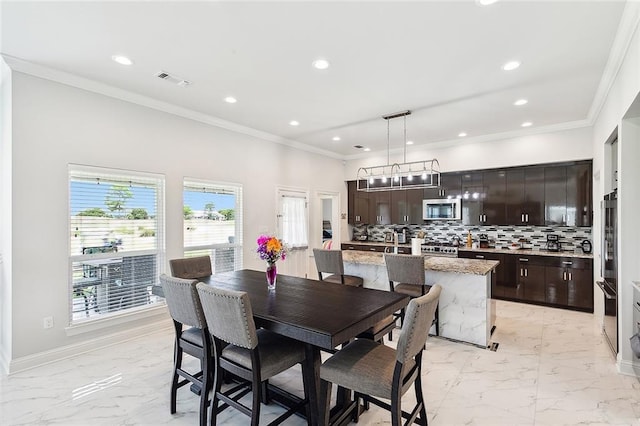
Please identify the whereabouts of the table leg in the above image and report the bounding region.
[302,344,321,426]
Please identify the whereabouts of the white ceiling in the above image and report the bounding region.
[0,1,627,158]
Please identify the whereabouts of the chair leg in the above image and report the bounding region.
[319,379,332,426]
[251,376,261,426]
[414,370,428,425]
[199,352,211,426]
[209,360,223,426]
[260,379,270,404]
[391,391,402,426]
[435,306,440,336]
[170,342,181,414]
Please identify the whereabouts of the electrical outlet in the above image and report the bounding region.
[43,316,54,329]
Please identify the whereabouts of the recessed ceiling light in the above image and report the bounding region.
[289,120,299,126]
[514,99,528,106]
[476,0,499,5]
[406,140,414,145]
[364,148,371,152]
[332,136,341,141]
[111,55,133,66]
[458,132,467,137]
[502,61,520,71]
[224,96,237,104]
[521,121,533,127]
[312,59,330,70]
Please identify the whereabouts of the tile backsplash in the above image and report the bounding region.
[352,222,592,253]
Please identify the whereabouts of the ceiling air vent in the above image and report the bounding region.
[154,71,192,87]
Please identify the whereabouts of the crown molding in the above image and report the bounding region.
[1,54,344,160]
[343,119,592,161]
[588,1,640,124]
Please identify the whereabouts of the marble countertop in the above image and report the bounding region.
[343,241,593,259]
[342,250,499,276]
[457,247,594,259]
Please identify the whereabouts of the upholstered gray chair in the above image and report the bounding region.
[385,253,439,336]
[196,283,311,426]
[319,285,442,426]
[159,274,212,426]
[170,255,212,280]
[313,248,363,287]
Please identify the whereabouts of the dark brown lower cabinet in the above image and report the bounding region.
[517,256,546,303]
[545,257,593,311]
[470,251,593,312]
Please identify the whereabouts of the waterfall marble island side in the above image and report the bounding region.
[342,250,499,347]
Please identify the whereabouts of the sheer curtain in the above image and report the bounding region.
[280,195,308,248]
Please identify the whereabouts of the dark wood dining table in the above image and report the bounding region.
[200,269,409,425]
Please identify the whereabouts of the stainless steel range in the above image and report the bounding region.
[421,243,458,257]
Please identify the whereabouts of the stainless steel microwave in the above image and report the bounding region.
[422,198,461,220]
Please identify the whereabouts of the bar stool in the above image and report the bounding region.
[319,285,442,426]
[385,253,439,336]
[313,248,363,287]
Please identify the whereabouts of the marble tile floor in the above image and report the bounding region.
[1,300,640,425]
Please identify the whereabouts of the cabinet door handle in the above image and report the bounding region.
[525,268,528,277]
[519,258,529,262]
[369,248,376,251]
[525,214,529,222]
[563,271,567,280]
[520,268,523,277]
[475,255,485,259]
[521,214,525,222]
[568,272,572,281]
[562,261,572,265]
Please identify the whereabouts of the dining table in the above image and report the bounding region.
[200,269,409,425]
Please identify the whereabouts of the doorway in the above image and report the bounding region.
[276,187,309,278]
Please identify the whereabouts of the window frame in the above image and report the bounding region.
[68,164,165,327]
[182,178,243,273]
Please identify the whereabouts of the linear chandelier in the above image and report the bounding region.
[356,110,441,192]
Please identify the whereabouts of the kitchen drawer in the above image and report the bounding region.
[545,257,592,270]
[341,243,385,252]
[512,254,546,266]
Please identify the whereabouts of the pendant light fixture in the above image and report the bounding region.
[356,110,440,192]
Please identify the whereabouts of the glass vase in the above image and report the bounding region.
[266,263,277,291]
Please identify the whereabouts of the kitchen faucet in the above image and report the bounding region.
[384,232,399,254]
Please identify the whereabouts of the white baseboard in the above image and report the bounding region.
[0,348,9,375]
[618,358,640,378]
[7,314,172,374]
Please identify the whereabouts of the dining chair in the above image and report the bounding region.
[385,253,439,336]
[195,282,311,426]
[313,248,363,287]
[319,285,442,426]
[159,274,212,426]
[170,255,213,279]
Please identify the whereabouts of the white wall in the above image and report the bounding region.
[344,125,593,178]
[591,2,640,375]
[4,71,345,368]
[0,58,13,372]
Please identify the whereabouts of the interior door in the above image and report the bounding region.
[277,188,309,278]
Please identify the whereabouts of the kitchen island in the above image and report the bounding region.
[342,250,499,347]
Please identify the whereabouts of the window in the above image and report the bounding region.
[69,166,164,324]
[278,190,308,248]
[183,179,242,273]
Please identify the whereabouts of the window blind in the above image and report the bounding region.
[183,179,243,273]
[69,166,164,323]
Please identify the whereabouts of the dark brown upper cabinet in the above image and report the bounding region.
[423,172,462,199]
[461,172,483,225]
[461,170,505,225]
[369,191,391,225]
[391,188,423,224]
[544,165,567,225]
[347,180,370,225]
[505,167,545,226]
[544,162,592,227]
[566,163,592,227]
